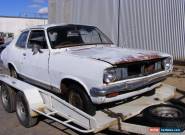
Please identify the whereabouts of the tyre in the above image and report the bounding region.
[68,84,96,116]
[9,67,18,78]
[16,91,38,128]
[0,83,16,113]
[143,104,185,129]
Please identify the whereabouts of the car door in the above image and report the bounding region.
[21,30,51,89]
[12,31,29,73]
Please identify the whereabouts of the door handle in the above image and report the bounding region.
[23,53,26,56]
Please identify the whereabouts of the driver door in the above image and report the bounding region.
[21,30,51,89]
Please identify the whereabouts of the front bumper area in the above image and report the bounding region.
[91,83,162,104]
[90,71,170,97]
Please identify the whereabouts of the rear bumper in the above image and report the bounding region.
[90,71,170,97]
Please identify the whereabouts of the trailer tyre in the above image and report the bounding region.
[143,104,185,129]
[16,91,38,128]
[0,83,16,113]
[68,84,96,116]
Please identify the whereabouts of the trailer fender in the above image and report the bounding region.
[17,87,44,117]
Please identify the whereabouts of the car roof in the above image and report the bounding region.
[22,23,94,32]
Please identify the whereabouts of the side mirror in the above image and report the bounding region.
[32,42,43,55]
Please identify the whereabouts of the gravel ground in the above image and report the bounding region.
[0,64,185,135]
[164,66,185,104]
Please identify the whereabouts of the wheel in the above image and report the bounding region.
[68,84,96,116]
[143,104,185,129]
[9,67,18,78]
[16,91,38,128]
[0,83,16,113]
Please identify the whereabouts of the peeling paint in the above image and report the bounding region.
[114,53,162,64]
[69,46,170,65]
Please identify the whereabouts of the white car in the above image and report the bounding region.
[1,24,173,115]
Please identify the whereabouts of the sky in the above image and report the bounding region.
[0,0,48,18]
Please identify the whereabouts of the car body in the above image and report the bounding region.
[1,24,173,112]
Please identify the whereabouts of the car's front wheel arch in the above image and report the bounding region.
[60,78,90,98]
[8,63,18,78]
[8,63,15,70]
[60,78,96,115]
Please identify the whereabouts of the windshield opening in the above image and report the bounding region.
[47,25,113,49]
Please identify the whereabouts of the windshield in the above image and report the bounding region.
[47,25,113,49]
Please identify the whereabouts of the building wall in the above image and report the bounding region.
[49,0,185,61]
[0,16,48,36]
[119,0,185,61]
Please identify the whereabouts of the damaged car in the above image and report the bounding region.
[1,24,173,115]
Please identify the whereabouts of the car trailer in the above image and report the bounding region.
[0,74,185,134]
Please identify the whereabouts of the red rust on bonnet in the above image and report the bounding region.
[114,53,161,64]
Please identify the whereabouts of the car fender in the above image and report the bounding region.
[7,62,19,73]
[61,75,91,96]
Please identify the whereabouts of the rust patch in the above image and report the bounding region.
[69,46,168,65]
[114,53,161,65]
[31,106,45,117]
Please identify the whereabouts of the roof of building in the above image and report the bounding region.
[0,15,47,20]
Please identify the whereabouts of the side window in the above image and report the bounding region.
[16,31,29,48]
[27,30,48,49]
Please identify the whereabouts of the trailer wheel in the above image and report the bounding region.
[68,84,96,116]
[143,104,185,129]
[0,83,16,113]
[16,91,38,128]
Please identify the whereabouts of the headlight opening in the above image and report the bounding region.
[103,68,123,83]
[163,57,172,70]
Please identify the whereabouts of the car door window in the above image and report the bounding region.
[27,30,48,49]
[16,31,29,48]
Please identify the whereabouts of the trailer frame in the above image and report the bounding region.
[0,74,185,134]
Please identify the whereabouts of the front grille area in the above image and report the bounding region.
[117,58,165,79]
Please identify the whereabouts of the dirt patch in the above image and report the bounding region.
[164,66,185,91]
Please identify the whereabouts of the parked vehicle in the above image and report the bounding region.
[1,24,173,115]
[0,35,4,45]
[0,41,11,53]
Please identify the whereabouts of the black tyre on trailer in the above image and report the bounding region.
[0,83,16,113]
[143,104,185,129]
[16,91,38,128]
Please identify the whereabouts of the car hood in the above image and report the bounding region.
[68,45,170,65]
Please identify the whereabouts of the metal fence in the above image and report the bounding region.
[119,0,185,61]
[49,0,185,61]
